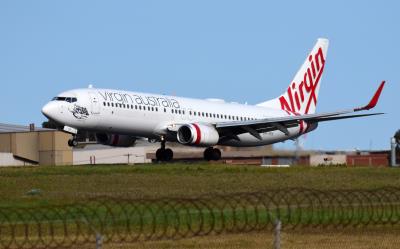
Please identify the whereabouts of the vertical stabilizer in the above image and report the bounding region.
[257,38,329,115]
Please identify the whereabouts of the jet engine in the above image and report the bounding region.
[95,133,136,147]
[177,123,219,147]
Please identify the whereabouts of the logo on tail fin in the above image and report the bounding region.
[279,47,326,115]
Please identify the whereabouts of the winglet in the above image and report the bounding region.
[355,81,385,111]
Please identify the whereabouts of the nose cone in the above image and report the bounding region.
[41,102,58,120]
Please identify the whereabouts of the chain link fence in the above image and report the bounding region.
[0,188,399,248]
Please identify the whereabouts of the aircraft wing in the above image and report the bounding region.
[215,81,385,139]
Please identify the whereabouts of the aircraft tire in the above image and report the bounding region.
[212,148,221,161]
[68,139,78,147]
[164,148,173,161]
[156,148,173,162]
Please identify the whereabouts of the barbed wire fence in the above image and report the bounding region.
[0,187,400,248]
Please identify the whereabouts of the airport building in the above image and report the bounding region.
[0,123,72,166]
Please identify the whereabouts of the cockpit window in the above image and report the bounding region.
[52,97,77,102]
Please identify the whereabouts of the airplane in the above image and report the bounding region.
[41,38,385,161]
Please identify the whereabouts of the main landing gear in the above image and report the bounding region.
[156,137,173,162]
[204,147,221,161]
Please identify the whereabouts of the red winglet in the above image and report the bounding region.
[355,81,385,111]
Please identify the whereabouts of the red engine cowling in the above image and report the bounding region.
[95,133,136,147]
[177,123,219,147]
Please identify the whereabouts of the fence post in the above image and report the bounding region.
[391,137,398,167]
[274,219,281,249]
[96,233,102,249]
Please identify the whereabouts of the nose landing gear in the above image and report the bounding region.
[204,147,221,161]
[155,136,174,162]
[68,138,78,147]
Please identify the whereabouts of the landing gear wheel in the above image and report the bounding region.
[156,137,174,162]
[156,148,174,162]
[68,139,78,147]
[156,148,164,161]
[204,147,221,161]
[212,148,221,161]
[164,148,173,161]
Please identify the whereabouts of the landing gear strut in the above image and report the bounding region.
[204,147,221,161]
[156,136,173,162]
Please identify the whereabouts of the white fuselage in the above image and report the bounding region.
[42,88,314,147]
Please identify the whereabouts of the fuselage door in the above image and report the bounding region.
[89,92,100,114]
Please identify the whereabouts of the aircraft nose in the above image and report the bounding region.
[41,102,57,119]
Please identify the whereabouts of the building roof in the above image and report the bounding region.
[0,123,52,133]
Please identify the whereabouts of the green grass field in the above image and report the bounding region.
[1,164,399,248]
[0,163,399,207]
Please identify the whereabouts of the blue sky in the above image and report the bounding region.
[0,0,398,150]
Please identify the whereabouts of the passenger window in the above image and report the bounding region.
[164,108,166,112]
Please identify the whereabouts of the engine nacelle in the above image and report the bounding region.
[177,123,219,147]
[95,133,136,147]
